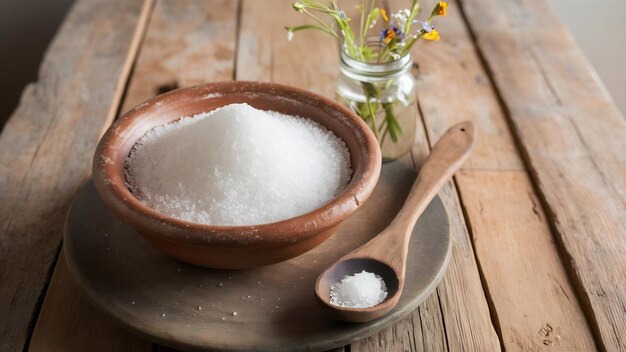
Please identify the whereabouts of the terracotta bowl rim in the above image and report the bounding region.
[93,81,381,247]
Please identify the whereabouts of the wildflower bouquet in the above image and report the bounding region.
[286,0,448,160]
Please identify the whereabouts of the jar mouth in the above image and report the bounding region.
[340,49,413,82]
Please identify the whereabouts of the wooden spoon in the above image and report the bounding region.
[315,121,475,323]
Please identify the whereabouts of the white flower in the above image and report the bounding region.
[391,9,411,28]
[413,20,434,33]
[369,19,377,29]
[287,30,294,41]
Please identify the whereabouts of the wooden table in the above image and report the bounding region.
[2,0,625,351]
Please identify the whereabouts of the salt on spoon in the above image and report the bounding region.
[315,121,475,322]
[330,271,388,308]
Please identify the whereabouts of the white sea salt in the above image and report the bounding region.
[125,103,352,226]
[330,271,388,308]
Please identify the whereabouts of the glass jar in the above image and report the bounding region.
[336,50,417,162]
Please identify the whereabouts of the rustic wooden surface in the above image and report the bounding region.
[28,253,152,352]
[412,1,598,350]
[459,0,626,350]
[2,0,624,350]
[0,0,153,351]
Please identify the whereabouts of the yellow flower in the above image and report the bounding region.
[423,29,440,41]
[381,9,389,22]
[436,2,448,16]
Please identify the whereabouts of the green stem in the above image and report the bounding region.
[302,9,336,36]
[361,82,380,140]
[358,81,404,147]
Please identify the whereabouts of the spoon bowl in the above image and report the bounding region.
[314,121,475,322]
[315,258,400,322]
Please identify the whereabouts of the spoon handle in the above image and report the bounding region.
[336,121,474,275]
[390,121,475,237]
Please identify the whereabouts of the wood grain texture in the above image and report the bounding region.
[237,1,447,350]
[120,0,238,113]
[244,0,499,350]
[0,0,152,350]
[457,170,596,350]
[411,1,597,351]
[29,255,152,352]
[237,0,338,97]
[28,0,238,350]
[459,0,626,350]
[396,5,523,173]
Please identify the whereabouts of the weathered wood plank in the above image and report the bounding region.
[411,24,523,172]
[120,0,237,113]
[410,1,598,350]
[237,0,339,98]
[240,1,498,350]
[0,0,153,350]
[457,170,597,350]
[237,1,444,350]
[415,0,597,349]
[459,0,626,350]
[431,182,502,351]
[27,0,239,350]
[28,255,152,352]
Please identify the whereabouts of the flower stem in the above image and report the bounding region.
[361,81,380,140]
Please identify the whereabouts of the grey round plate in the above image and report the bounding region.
[64,161,451,352]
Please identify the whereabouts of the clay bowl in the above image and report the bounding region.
[93,81,381,269]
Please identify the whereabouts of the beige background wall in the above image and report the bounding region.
[549,0,626,116]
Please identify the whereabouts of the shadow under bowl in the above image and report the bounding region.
[92,81,382,269]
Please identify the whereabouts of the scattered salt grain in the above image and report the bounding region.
[330,270,388,308]
[125,103,352,226]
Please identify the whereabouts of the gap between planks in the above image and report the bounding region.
[406,0,596,350]
[29,0,239,351]
[455,0,624,350]
[0,0,154,351]
[27,1,600,352]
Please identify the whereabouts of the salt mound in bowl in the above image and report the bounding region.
[93,81,381,269]
[125,103,352,226]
